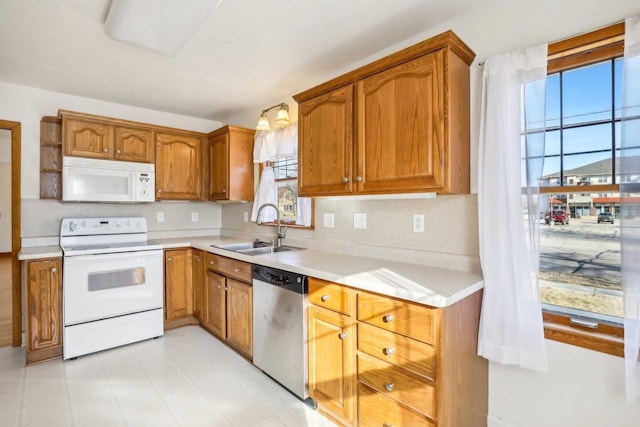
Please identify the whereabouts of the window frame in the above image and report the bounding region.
[540,21,625,357]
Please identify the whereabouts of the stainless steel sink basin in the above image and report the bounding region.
[212,241,303,256]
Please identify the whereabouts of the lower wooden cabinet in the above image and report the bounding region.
[308,277,487,427]
[164,249,193,322]
[192,249,204,320]
[308,304,356,426]
[25,258,63,364]
[203,253,253,358]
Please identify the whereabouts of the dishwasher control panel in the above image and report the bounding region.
[252,265,308,294]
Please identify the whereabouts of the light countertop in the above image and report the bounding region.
[19,236,483,308]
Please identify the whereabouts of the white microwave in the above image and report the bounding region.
[62,157,155,203]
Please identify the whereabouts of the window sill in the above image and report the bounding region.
[543,312,623,357]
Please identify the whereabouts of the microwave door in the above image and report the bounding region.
[63,167,135,202]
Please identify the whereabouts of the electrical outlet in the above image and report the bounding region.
[191,212,198,222]
[323,213,335,228]
[413,214,424,233]
[157,212,164,222]
[243,211,249,222]
[353,212,367,229]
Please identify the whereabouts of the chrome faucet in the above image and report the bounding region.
[256,203,287,247]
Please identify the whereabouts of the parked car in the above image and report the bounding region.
[597,212,614,224]
[545,210,569,225]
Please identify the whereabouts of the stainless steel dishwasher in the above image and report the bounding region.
[252,264,315,407]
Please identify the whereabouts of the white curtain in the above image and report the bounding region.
[621,15,640,402]
[477,44,549,372]
[252,121,312,225]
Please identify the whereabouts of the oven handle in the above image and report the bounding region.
[63,249,163,264]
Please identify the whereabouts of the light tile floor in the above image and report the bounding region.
[0,326,335,427]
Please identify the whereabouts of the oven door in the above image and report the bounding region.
[63,249,163,326]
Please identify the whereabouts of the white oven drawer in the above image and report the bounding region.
[63,250,163,325]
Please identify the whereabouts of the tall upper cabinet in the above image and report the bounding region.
[155,131,206,200]
[293,31,475,197]
[208,125,255,202]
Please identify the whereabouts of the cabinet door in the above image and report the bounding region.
[114,126,154,163]
[204,270,227,340]
[63,118,114,159]
[356,51,444,193]
[298,85,354,196]
[209,132,229,200]
[155,132,203,200]
[26,259,62,360]
[308,305,356,424]
[192,250,204,321]
[226,278,252,358]
[165,249,193,321]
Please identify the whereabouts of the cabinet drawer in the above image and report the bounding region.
[358,322,435,380]
[204,253,251,283]
[358,382,435,427]
[358,352,435,418]
[357,292,436,344]
[308,278,353,316]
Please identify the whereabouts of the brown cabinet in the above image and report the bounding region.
[155,131,205,200]
[203,253,253,358]
[164,249,193,322]
[25,258,62,364]
[61,112,154,163]
[208,125,255,201]
[307,277,487,427]
[192,249,204,321]
[307,278,357,426]
[294,31,475,196]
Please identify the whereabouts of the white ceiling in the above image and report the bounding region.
[0,0,486,123]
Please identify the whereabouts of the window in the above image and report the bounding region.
[261,157,314,228]
[536,23,626,356]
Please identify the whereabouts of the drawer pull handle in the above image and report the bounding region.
[384,383,394,392]
[383,424,394,427]
[321,294,330,302]
[210,260,216,265]
[338,333,347,340]
[234,268,239,273]
[382,314,394,323]
[383,347,394,356]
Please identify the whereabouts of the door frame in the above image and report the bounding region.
[0,120,21,346]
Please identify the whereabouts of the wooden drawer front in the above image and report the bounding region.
[358,352,435,418]
[358,322,435,380]
[358,382,435,427]
[204,253,251,283]
[357,292,436,344]
[308,278,353,316]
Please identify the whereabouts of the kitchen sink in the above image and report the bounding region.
[212,241,303,256]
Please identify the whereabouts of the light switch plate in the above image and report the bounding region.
[354,212,367,229]
[323,213,335,228]
[243,212,249,222]
[413,214,425,232]
[157,212,164,222]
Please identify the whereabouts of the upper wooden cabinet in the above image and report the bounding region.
[294,30,475,196]
[60,111,154,163]
[208,125,255,202]
[155,131,205,200]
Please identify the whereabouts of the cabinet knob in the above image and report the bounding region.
[167,257,172,261]
[384,383,394,392]
[51,267,57,273]
[195,257,201,262]
[342,176,349,183]
[222,189,226,193]
[356,175,363,182]
[217,285,222,289]
[233,268,239,273]
[210,260,216,265]
[116,149,121,154]
[338,333,347,340]
[157,188,162,193]
[320,294,330,302]
[383,347,395,356]
[383,424,394,427]
[103,148,109,152]
[382,314,394,323]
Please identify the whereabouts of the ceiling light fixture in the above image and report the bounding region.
[256,103,290,131]
[104,0,224,56]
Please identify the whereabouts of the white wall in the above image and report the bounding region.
[0,82,226,238]
[225,0,640,425]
